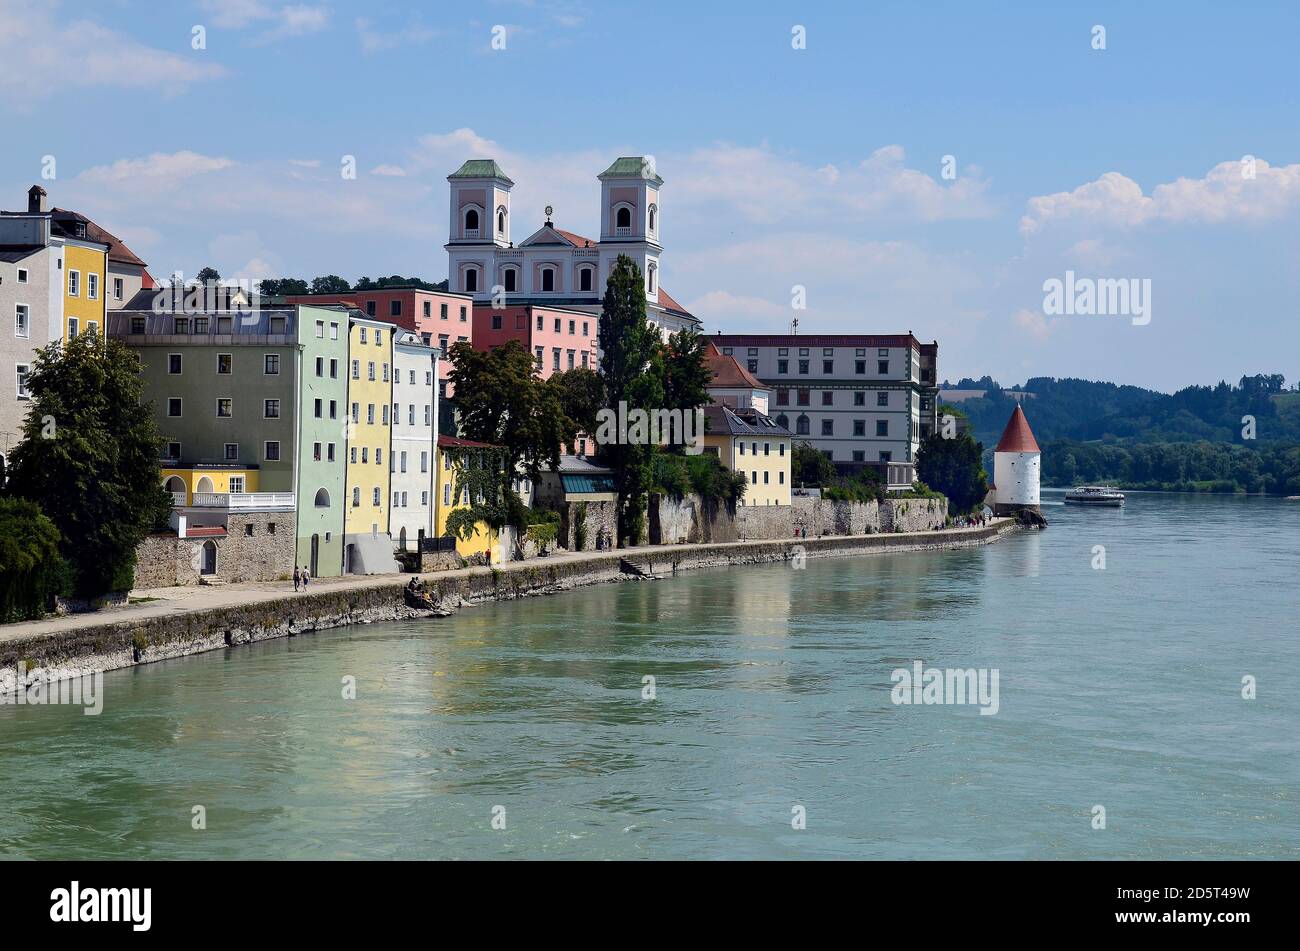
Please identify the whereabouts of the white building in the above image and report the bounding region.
[711,334,940,483]
[443,157,700,337]
[390,330,438,551]
[992,404,1041,515]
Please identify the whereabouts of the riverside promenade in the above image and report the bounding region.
[1,520,1014,675]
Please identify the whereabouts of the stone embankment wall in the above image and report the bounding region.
[2,520,1013,687]
[649,494,737,545]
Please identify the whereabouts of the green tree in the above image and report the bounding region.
[548,367,605,438]
[446,339,578,486]
[915,432,989,514]
[310,274,352,294]
[658,327,712,443]
[597,255,663,545]
[195,266,221,284]
[4,331,172,597]
[792,441,835,487]
[0,497,68,621]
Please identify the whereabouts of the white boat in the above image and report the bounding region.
[1064,485,1125,506]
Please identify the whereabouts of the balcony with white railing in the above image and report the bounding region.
[170,491,188,505]
[189,492,296,510]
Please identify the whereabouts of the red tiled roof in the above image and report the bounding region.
[554,228,595,248]
[995,404,1040,453]
[656,287,691,315]
[438,434,496,449]
[184,526,226,537]
[540,227,691,316]
[705,343,764,390]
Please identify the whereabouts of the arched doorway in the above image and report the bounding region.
[345,543,356,574]
[200,540,217,575]
[310,534,319,577]
[399,527,407,551]
[196,476,215,494]
[164,475,186,503]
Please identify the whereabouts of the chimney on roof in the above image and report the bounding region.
[28,185,47,213]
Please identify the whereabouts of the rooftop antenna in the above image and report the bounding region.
[790,316,799,335]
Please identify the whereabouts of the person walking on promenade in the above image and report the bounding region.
[293,566,301,591]
[301,566,310,589]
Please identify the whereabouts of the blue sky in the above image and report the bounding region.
[4,0,1300,391]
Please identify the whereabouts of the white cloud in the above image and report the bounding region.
[369,164,407,177]
[1013,307,1051,343]
[355,17,438,54]
[199,1,330,42]
[0,1,225,102]
[78,151,235,185]
[1021,158,1300,235]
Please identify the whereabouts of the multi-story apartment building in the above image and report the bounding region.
[702,405,793,507]
[471,303,598,378]
[0,243,49,468]
[342,314,395,573]
[434,433,499,560]
[711,334,940,481]
[296,305,351,576]
[443,157,699,339]
[390,329,438,551]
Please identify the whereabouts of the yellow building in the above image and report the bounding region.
[161,467,261,503]
[435,434,500,559]
[703,404,792,506]
[62,234,108,341]
[342,316,395,570]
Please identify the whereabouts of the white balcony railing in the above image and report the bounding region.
[614,226,631,237]
[170,491,188,505]
[190,492,295,510]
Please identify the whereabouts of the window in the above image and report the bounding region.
[376,447,383,466]
[316,320,325,338]
[822,360,833,374]
[361,448,368,463]
[195,317,208,334]
[315,356,324,377]
[16,268,27,284]
[648,204,657,231]
[393,490,400,507]
[504,268,517,292]
[327,443,336,461]
[460,306,467,322]
[567,350,575,369]
[776,389,789,406]
[368,361,376,381]
[854,392,866,406]
[330,322,339,339]
[366,301,376,316]
[16,364,30,400]
[464,269,478,293]
[224,443,239,461]
[351,402,359,422]
[382,363,389,383]
[165,441,181,459]
[367,404,375,424]
[853,450,866,462]
[14,304,30,338]
[647,263,656,294]
[748,360,759,373]
[880,451,892,463]
[465,208,479,233]
[878,360,889,374]
[579,268,593,292]
[360,327,368,344]
[855,360,866,374]
[229,476,245,493]
[776,414,789,430]
[372,487,381,506]
[329,400,338,419]
[265,441,280,461]
[350,447,357,464]
[313,442,322,461]
[554,318,561,333]
[167,398,182,417]
[168,354,182,374]
[877,391,889,407]
[878,348,889,358]
[330,358,338,379]
[796,415,810,436]
[87,274,98,299]
[552,348,560,371]
[217,398,232,417]
[420,451,428,473]
[443,483,450,506]
[390,300,402,318]
[497,209,505,233]
[797,389,810,407]
[778,360,789,374]
[352,487,361,507]
[876,420,889,437]
[615,206,631,230]
[822,391,833,406]
[400,452,407,473]
[264,399,280,419]
[798,360,809,374]
[853,420,866,437]
[534,346,543,368]
[68,270,79,296]
[491,314,503,330]
[265,354,280,375]
[352,359,360,379]
[68,318,79,338]
[581,352,589,368]
[315,488,331,508]
[568,319,575,335]
[821,420,834,436]
[381,405,389,425]
[217,316,232,333]
[424,301,431,318]
[217,354,232,374]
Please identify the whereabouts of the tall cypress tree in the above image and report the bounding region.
[5,331,172,597]
[597,255,663,545]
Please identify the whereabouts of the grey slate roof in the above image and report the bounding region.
[448,159,514,184]
[704,404,792,438]
[598,157,664,185]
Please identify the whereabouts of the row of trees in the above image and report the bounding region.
[0,333,171,619]
[257,274,446,296]
[1043,439,1300,495]
[444,254,733,546]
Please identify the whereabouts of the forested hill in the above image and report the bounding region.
[942,374,1300,495]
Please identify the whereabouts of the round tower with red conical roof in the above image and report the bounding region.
[993,403,1041,516]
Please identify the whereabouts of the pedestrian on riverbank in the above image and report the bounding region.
[301,566,310,589]
[293,567,300,591]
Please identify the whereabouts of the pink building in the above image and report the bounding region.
[471,303,598,379]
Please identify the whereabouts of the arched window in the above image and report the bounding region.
[776,414,789,431]
[497,208,506,233]
[647,263,657,295]
[578,267,593,292]
[541,267,555,292]
[196,475,214,494]
[463,267,478,293]
[314,487,331,508]
[796,415,810,436]
[464,207,479,232]
[615,206,631,230]
[648,204,657,232]
[352,486,360,507]
[503,268,517,292]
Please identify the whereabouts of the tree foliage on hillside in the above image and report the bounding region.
[4,332,172,597]
[916,432,990,514]
[1043,439,1300,495]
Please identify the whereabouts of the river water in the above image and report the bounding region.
[1,491,1296,859]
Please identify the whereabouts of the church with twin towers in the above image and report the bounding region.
[443,156,701,336]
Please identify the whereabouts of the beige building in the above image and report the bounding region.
[703,404,792,507]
